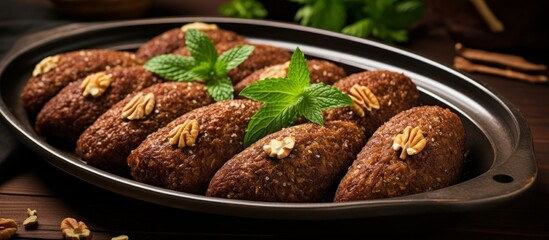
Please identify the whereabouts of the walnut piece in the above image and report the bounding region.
[111,235,129,240]
[0,218,17,240]
[60,218,91,240]
[258,61,290,80]
[121,92,155,120]
[263,136,296,159]
[392,126,427,160]
[81,72,112,97]
[168,119,200,148]
[181,22,219,32]
[349,84,380,117]
[23,208,38,227]
[32,55,60,77]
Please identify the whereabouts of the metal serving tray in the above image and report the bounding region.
[0,17,536,220]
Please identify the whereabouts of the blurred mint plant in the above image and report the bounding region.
[219,0,425,43]
[219,0,268,19]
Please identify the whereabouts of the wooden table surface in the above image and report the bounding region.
[1,1,549,239]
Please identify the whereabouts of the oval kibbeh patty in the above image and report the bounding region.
[128,99,262,194]
[206,121,366,202]
[76,81,213,174]
[334,105,466,202]
[324,70,420,137]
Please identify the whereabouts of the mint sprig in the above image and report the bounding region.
[240,47,352,146]
[144,29,255,101]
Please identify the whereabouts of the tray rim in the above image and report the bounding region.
[0,17,537,220]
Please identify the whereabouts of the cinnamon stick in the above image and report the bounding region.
[455,43,547,71]
[453,56,548,83]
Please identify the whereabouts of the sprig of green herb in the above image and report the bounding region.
[342,0,425,43]
[240,47,352,146]
[219,0,268,19]
[144,29,254,101]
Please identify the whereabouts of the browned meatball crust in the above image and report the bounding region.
[173,42,291,84]
[128,99,262,194]
[334,105,466,202]
[324,70,420,137]
[21,49,142,114]
[234,59,347,94]
[136,27,244,61]
[206,121,366,202]
[76,82,213,174]
[35,66,164,145]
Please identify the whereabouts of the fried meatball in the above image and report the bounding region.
[135,23,244,61]
[21,49,142,114]
[35,66,164,145]
[334,105,466,202]
[128,99,262,194]
[76,82,213,174]
[206,121,366,202]
[173,42,291,84]
[234,59,347,94]
[324,70,420,137]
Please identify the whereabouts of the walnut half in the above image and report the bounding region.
[121,92,156,120]
[263,136,296,159]
[0,218,17,240]
[392,126,427,160]
[168,119,200,148]
[181,22,219,32]
[60,218,91,240]
[349,84,380,117]
[81,72,112,98]
[32,55,60,77]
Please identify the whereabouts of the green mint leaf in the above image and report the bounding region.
[243,100,302,147]
[214,60,228,77]
[306,83,353,110]
[144,54,198,81]
[186,29,218,64]
[206,76,234,101]
[342,19,373,38]
[241,47,354,146]
[192,61,215,79]
[299,93,324,125]
[218,45,255,71]
[286,47,310,89]
[219,0,267,19]
[239,77,300,103]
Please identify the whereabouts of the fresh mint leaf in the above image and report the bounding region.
[286,47,310,89]
[185,29,218,64]
[306,83,353,110]
[240,47,353,146]
[243,100,302,147]
[298,93,323,125]
[239,77,300,103]
[144,28,254,102]
[144,54,197,81]
[206,76,234,101]
[218,45,255,71]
